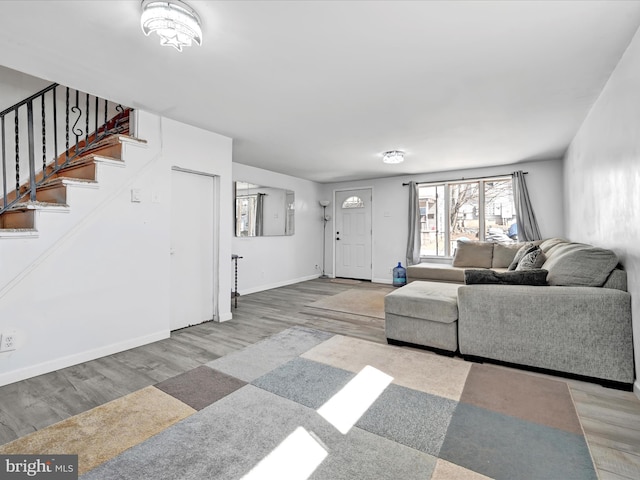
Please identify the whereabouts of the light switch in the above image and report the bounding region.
[131,189,142,203]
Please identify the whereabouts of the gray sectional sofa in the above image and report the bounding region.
[384,238,634,388]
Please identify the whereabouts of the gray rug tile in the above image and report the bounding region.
[356,383,458,457]
[439,402,597,480]
[80,385,437,480]
[252,357,354,409]
[206,326,334,382]
[154,365,246,411]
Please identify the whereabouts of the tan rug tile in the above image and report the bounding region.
[431,459,494,480]
[302,335,470,401]
[0,386,195,474]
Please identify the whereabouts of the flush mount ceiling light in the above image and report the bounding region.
[382,150,405,164]
[141,0,202,52]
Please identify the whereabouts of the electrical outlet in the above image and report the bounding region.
[0,331,16,352]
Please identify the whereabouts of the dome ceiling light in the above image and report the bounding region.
[382,150,405,164]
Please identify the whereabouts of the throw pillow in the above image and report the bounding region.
[542,242,619,287]
[464,269,548,286]
[452,241,494,268]
[515,247,546,271]
[507,242,537,270]
[492,243,523,268]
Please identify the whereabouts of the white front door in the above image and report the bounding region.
[170,168,215,330]
[335,188,372,280]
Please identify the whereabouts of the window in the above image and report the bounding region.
[236,195,258,237]
[418,177,517,257]
[342,196,364,209]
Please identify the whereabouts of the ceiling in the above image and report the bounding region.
[1,1,639,183]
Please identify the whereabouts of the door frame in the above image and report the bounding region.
[331,186,374,280]
[170,166,220,326]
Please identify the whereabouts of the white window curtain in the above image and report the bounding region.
[512,171,541,241]
[406,181,421,266]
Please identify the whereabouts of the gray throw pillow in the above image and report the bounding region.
[542,243,619,287]
[464,269,548,286]
[516,247,546,271]
[507,242,537,270]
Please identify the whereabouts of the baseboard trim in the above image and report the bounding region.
[239,274,321,295]
[0,330,169,387]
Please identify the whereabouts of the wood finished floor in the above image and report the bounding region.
[0,278,639,479]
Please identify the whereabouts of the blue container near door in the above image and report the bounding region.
[393,262,407,287]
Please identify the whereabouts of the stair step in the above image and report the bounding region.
[6,201,70,212]
[39,177,98,189]
[1,201,70,230]
[63,153,124,169]
[60,132,145,165]
[36,177,99,205]
[1,208,35,229]
[0,228,38,239]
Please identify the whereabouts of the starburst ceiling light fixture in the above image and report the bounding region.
[382,150,405,164]
[141,0,202,52]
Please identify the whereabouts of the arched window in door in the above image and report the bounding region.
[342,196,364,209]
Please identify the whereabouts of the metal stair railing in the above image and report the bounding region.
[1,82,129,215]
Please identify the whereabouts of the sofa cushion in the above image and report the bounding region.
[385,281,460,323]
[492,243,523,268]
[542,242,619,287]
[464,269,548,286]
[539,237,568,253]
[407,263,466,283]
[603,268,627,291]
[452,241,493,268]
[515,247,546,271]
[507,242,537,270]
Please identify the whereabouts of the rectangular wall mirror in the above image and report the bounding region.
[235,181,295,236]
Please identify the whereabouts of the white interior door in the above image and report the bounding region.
[170,168,215,330]
[335,188,372,280]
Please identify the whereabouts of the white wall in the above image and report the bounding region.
[563,27,640,394]
[232,163,324,294]
[322,159,564,284]
[0,65,50,109]
[0,110,233,386]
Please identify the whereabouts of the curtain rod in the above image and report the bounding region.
[402,171,527,186]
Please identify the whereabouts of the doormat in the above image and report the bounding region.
[307,288,392,319]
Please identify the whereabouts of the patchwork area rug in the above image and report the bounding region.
[306,287,393,319]
[0,327,596,480]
